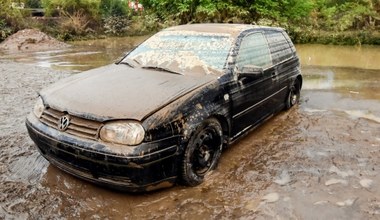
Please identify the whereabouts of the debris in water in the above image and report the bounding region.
[314,200,329,205]
[274,170,291,186]
[359,179,373,189]
[329,165,354,178]
[245,200,260,211]
[336,198,357,207]
[325,178,348,186]
[262,193,279,203]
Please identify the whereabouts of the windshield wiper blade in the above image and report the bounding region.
[120,60,135,68]
[142,66,183,75]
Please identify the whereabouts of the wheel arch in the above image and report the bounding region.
[210,114,230,146]
[296,74,303,90]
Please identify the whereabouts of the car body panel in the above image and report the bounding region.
[40,64,215,121]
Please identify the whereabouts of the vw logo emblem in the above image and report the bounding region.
[58,115,70,131]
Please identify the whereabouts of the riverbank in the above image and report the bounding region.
[292,30,380,45]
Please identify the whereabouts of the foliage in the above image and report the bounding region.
[100,0,131,35]
[25,0,42,8]
[317,0,377,31]
[59,9,92,36]
[127,13,162,35]
[41,0,100,20]
[100,0,129,17]
[1,0,380,44]
[103,16,131,35]
[0,19,13,41]
[0,0,25,40]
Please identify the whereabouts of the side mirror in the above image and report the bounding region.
[237,65,263,79]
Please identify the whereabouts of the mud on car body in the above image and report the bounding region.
[26,24,302,192]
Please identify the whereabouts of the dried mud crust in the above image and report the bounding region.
[0,60,379,219]
[0,29,70,53]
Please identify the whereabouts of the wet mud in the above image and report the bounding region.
[0,43,379,219]
[0,29,69,53]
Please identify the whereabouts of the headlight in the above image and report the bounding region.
[33,97,44,118]
[100,121,145,146]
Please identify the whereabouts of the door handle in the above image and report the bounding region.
[271,71,277,79]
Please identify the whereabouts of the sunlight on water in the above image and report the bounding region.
[344,110,380,123]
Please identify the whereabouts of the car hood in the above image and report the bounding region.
[40,64,215,121]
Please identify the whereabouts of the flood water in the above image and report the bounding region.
[1,38,379,219]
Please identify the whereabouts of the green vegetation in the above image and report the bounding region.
[0,0,379,44]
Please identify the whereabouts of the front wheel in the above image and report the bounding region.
[285,79,300,109]
[181,118,223,186]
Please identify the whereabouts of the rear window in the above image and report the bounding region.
[265,31,294,65]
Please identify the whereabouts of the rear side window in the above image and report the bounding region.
[236,33,272,69]
[265,31,294,65]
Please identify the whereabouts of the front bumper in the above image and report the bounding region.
[26,113,181,192]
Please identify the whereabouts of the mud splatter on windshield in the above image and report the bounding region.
[122,31,234,76]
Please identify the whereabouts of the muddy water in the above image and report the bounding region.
[0,36,149,72]
[0,41,380,219]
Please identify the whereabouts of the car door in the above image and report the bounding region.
[230,32,276,137]
[265,30,299,109]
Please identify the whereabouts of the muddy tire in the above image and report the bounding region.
[181,118,223,186]
[285,79,300,109]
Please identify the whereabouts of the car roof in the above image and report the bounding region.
[164,23,284,38]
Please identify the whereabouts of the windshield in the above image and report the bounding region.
[121,31,234,76]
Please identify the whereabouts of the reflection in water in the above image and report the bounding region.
[302,66,380,124]
[0,36,149,72]
[303,66,380,100]
[296,44,380,70]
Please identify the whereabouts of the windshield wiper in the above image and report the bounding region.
[142,66,183,75]
[120,59,135,68]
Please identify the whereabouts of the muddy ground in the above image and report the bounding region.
[0,60,379,219]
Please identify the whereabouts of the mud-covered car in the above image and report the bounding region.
[26,24,302,192]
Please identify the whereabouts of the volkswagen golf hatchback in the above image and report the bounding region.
[26,24,302,192]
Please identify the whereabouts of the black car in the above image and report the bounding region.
[26,24,302,192]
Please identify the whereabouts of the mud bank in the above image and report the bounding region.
[0,61,379,219]
[0,29,69,53]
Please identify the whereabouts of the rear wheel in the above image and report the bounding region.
[285,79,300,109]
[181,118,223,186]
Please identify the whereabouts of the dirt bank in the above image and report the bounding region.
[0,29,69,53]
[0,61,379,219]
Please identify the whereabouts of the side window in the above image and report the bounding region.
[265,31,294,65]
[236,33,272,69]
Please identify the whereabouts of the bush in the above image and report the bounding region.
[100,0,129,17]
[103,16,131,35]
[42,0,100,20]
[0,19,13,41]
[127,13,168,36]
[59,9,91,36]
[0,0,26,42]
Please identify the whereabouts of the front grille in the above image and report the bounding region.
[40,108,102,140]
